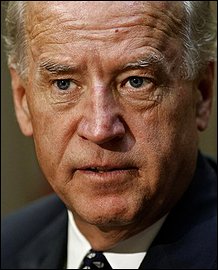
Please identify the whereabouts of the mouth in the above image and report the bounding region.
[84,167,133,173]
[73,164,139,191]
[76,165,137,173]
[74,165,139,182]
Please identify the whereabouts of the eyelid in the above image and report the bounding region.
[53,78,71,82]
[52,78,73,82]
[52,78,77,86]
[53,78,71,85]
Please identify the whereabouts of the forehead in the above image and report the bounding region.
[27,1,182,16]
[25,1,184,69]
[26,1,183,34]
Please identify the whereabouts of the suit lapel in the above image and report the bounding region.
[16,210,68,269]
[139,154,217,269]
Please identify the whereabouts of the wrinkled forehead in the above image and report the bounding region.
[25,1,184,32]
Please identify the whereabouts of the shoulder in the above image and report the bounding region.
[205,155,217,174]
[164,153,217,268]
[143,154,217,269]
[1,193,65,230]
[1,194,66,260]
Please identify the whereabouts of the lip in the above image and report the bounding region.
[74,164,138,182]
[77,164,136,171]
[75,163,138,172]
[78,167,137,174]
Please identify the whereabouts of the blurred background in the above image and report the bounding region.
[1,1,217,217]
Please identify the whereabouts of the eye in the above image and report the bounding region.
[54,79,72,91]
[127,76,148,88]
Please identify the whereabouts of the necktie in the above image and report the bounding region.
[80,249,112,269]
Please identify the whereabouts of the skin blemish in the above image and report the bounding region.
[115,29,119,33]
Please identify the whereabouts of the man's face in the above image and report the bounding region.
[14,1,204,229]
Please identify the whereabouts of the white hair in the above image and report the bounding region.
[4,1,217,80]
[4,1,28,78]
[181,1,217,79]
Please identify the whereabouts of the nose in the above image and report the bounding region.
[77,86,126,145]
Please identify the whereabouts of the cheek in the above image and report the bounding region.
[130,89,198,178]
[29,103,77,182]
[125,92,198,207]
[140,93,196,150]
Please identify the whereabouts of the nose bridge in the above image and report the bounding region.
[77,83,125,144]
[85,50,116,122]
[87,84,119,139]
[91,85,114,127]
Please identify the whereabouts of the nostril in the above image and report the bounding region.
[80,135,88,141]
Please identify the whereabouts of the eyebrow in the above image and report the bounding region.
[39,60,77,74]
[122,53,166,71]
[38,53,166,75]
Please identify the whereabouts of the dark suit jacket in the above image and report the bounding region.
[1,153,217,269]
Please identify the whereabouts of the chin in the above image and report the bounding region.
[74,195,142,227]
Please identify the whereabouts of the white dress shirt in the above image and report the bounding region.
[66,211,167,269]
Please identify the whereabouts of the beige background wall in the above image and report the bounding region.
[1,1,217,217]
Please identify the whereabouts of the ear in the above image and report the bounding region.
[10,68,33,136]
[195,62,215,131]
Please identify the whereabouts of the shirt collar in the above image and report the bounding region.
[66,211,167,269]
